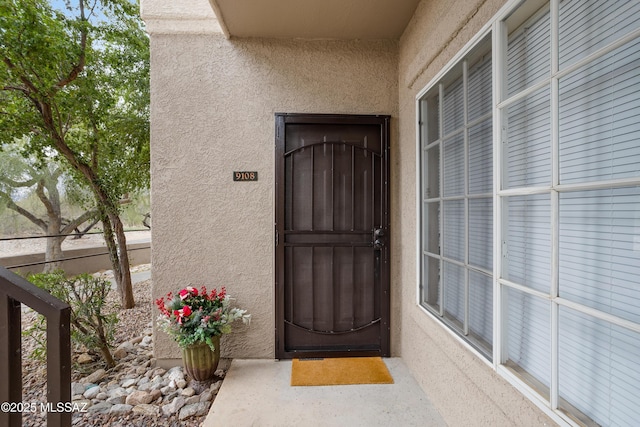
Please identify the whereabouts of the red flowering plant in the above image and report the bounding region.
[155,286,250,351]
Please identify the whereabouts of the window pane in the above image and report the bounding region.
[506,287,551,389]
[421,95,441,145]
[424,145,440,199]
[423,201,440,254]
[468,118,493,194]
[443,77,464,135]
[443,133,465,196]
[504,194,551,293]
[443,200,465,262]
[468,55,492,121]
[443,261,465,327]
[559,0,640,70]
[559,306,640,426]
[507,8,550,97]
[469,270,493,350]
[559,187,640,324]
[504,86,551,189]
[422,255,441,310]
[419,35,493,360]
[559,38,640,184]
[469,197,493,271]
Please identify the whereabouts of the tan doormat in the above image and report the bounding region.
[290,357,394,386]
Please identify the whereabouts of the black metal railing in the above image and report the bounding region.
[4,245,150,270]
[0,266,72,427]
[0,230,151,271]
[0,228,150,242]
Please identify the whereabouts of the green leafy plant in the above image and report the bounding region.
[22,271,67,360]
[24,272,118,367]
[155,286,250,351]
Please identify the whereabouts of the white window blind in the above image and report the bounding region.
[443,133,465,197]
[501,0,640,425]
[443,261,465,325]
[468,198,492,271]
[443,200,464,261]
[554,2,640,423]
[443,78,464,136]
[469,119,493,195]
[506,287,551,389]
[559,0,640,70]
[505,86,551,188]
[504,194,551,294]
[507,9,550,97]
[419,0,640,424]
[559,37,640,184]
[559,188,640,324]
[469,57,492,121]
[469,270,492,348]
[559,307,640,427]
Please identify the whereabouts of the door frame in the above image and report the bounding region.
[274,113,391,359]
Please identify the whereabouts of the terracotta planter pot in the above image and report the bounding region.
[181,336,220,381]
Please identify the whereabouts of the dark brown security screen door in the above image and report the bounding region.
[275,114,390,359]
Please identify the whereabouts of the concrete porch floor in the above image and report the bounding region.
[202,358,447,427]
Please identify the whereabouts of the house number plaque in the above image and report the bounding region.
[233,171,258,181]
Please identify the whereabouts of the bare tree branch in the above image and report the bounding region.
[61,208,98,235]
[0,175,39,188]
[35,178,57,217]
[4,197,47,231]
[51,166,64,180]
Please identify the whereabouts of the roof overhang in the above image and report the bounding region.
[209,0,420,39]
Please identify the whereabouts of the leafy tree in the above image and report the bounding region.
[0,144,97,271]
[0,0,150,308]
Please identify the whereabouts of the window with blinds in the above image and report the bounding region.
[418,0,640,425]
[419,35,493,358]
[499,0,640,425]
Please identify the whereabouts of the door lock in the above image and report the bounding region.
[373,228,385,250]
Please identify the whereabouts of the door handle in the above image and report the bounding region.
[373,228,385,250]
[373,228,385,279]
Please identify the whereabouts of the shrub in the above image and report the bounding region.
[24,271,118,368]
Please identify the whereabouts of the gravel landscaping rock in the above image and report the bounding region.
[179,402,211,420]
[20,271,227,427]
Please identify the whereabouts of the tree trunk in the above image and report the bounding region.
[99,206,134,309]
[43,234,64,273]
[44,199,62,272]
[98,342,116,369]
[111,210,133,308]
[38,102,135,308]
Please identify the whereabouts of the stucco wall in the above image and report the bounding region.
[395,0,556,425]
[147,0,558,423]
[149,31,398,361]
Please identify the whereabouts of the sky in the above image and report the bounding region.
[50,0,108,23]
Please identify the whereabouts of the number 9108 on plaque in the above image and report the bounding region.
[233,171,258,181]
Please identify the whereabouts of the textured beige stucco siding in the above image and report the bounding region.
[147,0,559,423]
[149,33,398,361]
[396,0,556,425]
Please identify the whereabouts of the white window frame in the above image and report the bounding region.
[418,42,494,358]
[416,1,640,426]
